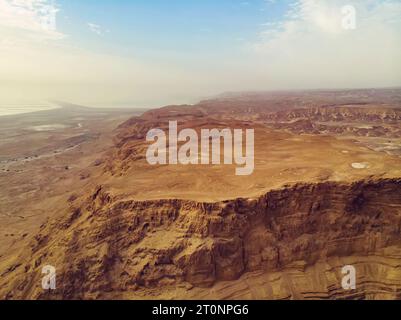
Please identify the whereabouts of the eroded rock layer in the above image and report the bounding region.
[1,179,401,300]
[2,90,401,300]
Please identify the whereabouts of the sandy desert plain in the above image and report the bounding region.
[1,88,401,300]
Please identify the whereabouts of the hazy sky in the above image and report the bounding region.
[0,0,400,107]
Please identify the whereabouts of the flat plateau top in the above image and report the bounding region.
[104,127,401,202]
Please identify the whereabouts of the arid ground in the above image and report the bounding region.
[1,89,401,299]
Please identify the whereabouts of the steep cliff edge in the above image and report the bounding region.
[1,178,401,300]
[2,93,401,300]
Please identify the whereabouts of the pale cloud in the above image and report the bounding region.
[252,0,401,89]
[0,0,63,39]
[87,22,104,36]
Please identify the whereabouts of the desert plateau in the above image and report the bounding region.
[1,89,401,300]
[1,0,401,305]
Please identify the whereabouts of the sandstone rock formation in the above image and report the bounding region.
[1,179,401,300]
[1,90,401,300]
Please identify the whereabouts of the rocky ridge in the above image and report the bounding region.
[1,179,401,299]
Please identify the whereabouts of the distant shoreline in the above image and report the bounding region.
[0,104,62,117]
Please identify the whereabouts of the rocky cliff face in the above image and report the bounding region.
[263,106,401,123]
[2,92,401,300]
[1,179,401,300]
[259,106,401,139]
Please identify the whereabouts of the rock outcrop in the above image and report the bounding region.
[2,90,401,300]
[1,179,401,299]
